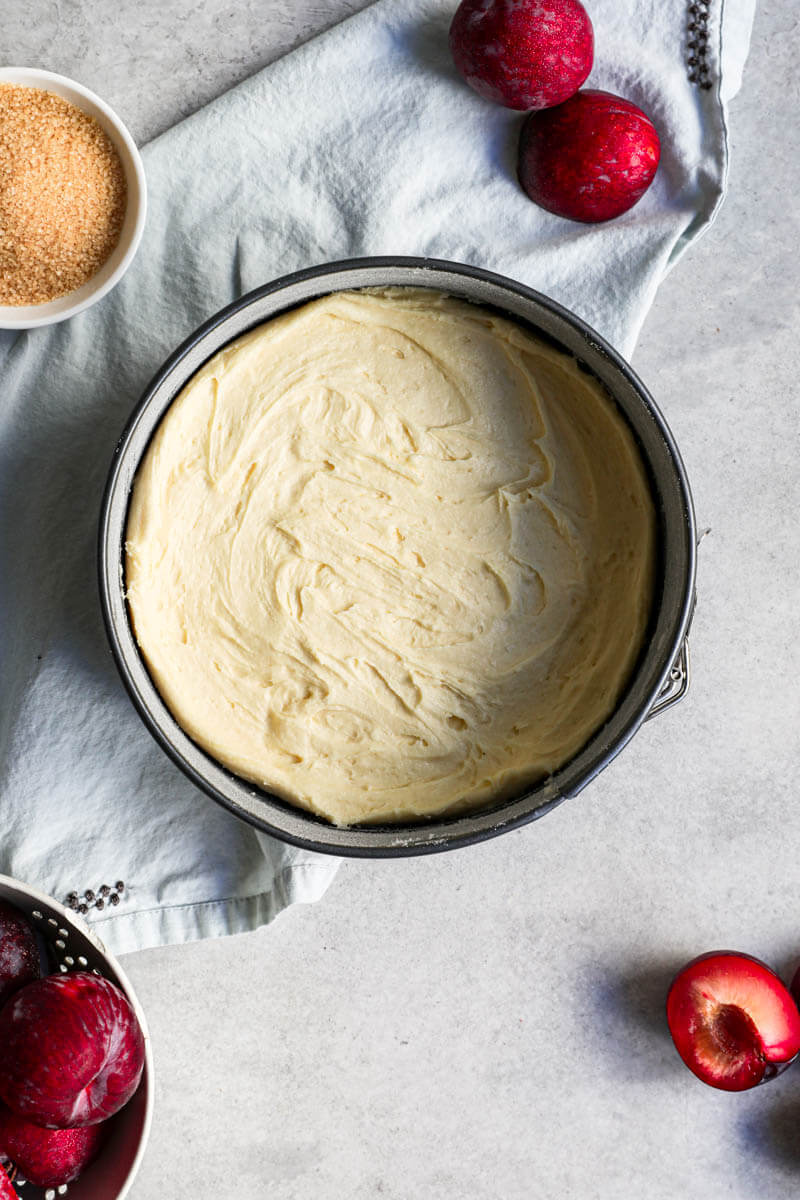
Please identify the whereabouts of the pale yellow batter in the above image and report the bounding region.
[125,289,655,825]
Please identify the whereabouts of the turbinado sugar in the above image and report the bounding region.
[0,84,127,306]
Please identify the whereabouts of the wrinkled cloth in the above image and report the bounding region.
[0,0,754,953]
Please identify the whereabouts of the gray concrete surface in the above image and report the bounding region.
[5,1,800,1196]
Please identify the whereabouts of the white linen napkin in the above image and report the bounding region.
[0,0,755,954]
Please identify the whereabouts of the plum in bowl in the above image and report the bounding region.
[0,876,152,1200]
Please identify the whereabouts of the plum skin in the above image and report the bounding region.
[0,1164,17,1200]
[0,973,145,1128]
[0,1105,104,1187]
[449,0,594,112]
[0,901,40,1009]
[518,88,661,223]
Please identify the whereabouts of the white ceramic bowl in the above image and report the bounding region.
[0,68,147,330]
[0,874,153,1200]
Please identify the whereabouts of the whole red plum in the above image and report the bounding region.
[449,0,594,111]
[0,902,40,1009]
[517,88,661,222]
[0,1104,104,1187]
[0,972,145,1128]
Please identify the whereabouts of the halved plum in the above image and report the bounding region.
[666,951,800,1091]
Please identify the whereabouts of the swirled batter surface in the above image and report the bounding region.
[125,289,655,825]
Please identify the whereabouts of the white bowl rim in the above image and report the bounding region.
[0,871,155,1200]
[0,66,147,330]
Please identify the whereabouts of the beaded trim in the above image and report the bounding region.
[65,880,126,916]
[687,0,713,89]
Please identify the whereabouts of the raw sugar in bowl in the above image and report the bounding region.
[99,257,696,857]
[0,68,146,330]
[0,875,153,1200]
